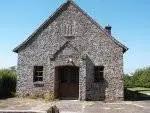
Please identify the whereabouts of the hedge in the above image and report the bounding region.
[0,69,17,98]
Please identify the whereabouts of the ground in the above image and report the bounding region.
[0,98,52,111]
[57,100,150,113]
[0,98,150,113]
[0,87,150,113]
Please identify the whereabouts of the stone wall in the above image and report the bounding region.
[16,2,124,101]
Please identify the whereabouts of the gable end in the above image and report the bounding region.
[13,0,128,53]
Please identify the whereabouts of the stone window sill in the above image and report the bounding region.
[33,81,44,87]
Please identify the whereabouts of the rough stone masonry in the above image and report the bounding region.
[13,0,128,102]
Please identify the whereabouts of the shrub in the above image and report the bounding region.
[25,91,55,101]
[0,69,17,98]
[43,92,55,101]
[29,92,44,99]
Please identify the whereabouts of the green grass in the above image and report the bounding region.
[128,87,150,91]
[128,87,150,95]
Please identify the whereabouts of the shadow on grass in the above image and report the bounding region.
[124,88,150,101]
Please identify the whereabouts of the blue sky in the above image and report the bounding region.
[0,0,150,73]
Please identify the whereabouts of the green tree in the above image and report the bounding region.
[124,67,150,88]
[123,74,133,88]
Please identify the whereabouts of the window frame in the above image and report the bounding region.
[94,66,104,82]
[33,66,43,82]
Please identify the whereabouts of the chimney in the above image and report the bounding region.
[105,24,112,35]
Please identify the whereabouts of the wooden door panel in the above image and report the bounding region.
[58,66,79,99]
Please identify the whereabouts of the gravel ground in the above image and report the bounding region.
[0,98,55,111]
[0,98,150,113]
[55,100,150,113]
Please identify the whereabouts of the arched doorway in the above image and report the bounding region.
[55,66,79,99]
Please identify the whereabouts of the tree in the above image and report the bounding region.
[124,67,150,88]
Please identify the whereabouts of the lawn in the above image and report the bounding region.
[128,87,150,95]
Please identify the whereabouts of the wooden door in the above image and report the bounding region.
[58,66,79,99]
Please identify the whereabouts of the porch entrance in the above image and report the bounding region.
[56,66,79,99]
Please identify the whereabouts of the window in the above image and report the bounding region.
[94,66,104,82]
[33,66,43,82]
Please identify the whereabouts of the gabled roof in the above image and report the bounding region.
[13,0,128,53]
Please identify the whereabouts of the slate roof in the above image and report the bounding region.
[13,0,128,53]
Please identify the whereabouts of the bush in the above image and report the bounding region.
[43,92,55,101]
[0,69,17,98]
[25,92,55,101]
[29,92,44,99]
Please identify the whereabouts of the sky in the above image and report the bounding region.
[0,0,150,73]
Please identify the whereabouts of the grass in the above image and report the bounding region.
[128,87,150,95]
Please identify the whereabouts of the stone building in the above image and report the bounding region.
[13,0,128,101]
